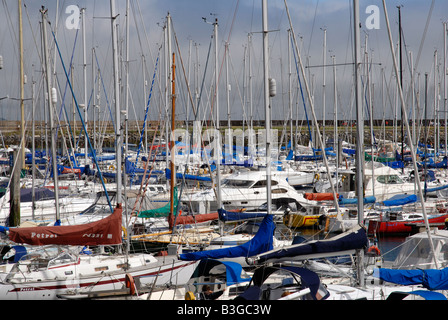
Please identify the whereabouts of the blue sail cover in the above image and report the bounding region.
[193,259,251,286]
[373,267,448,291]
[178,214,275,261]
[381,194,418,206]
[218,208,268,222]
[388,290,447,300]
[425,184,448,193]
[251,224,367,264]
[339,196,376,205]
[165,168,212,182]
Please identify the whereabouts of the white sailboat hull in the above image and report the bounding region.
[0,253,197,300]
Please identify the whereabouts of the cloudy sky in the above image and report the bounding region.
[0,0,447,126]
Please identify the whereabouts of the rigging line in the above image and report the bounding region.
[172,23,198,119]
[23,2,43,68]
[55,26,79,152]
[130,49,161,186]
[307,0,320,58]
[133,0,166,117]
[50,27,113,213]
[94,50,116,133]
[290,32,314,155]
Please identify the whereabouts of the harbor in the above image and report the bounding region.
[0,0,447,304]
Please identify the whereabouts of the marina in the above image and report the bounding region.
[0,0,447,304]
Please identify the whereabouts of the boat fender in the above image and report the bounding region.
[125,273,136,295]
[367,245,381,256]
[185,291,196,300]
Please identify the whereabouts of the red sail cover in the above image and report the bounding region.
[8,204,123,246]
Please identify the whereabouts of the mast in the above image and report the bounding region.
[124,0,130,254]
[434,50,439,156]
[262,0,273,214]
[214,18,223,210]
[31,76,35,220]
[284,0,343,227]
[225,41,232,164]
[169,52,176,231]
[81,8,88,165]
[322,27,327,148]
[332,55,338,187]
[110,0,122,205]
[41,7,60,222]
[165,14,172,182]
[353,0,365,286]
[248,32,254,160]
[382,0,439,269]
[410,51,416,149]
[444,22,447,157]
[19,0,25,168]
[288,29,293,158]
[398,6,404,173]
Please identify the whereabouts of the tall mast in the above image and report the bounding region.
[398,6,404,172]
[284,0,342,226]
[169,52,176,231]
[248,33,254,159]
[19,0,25,168]
[110,0,122,204]
[288,29,293,158]
[214,18,222,210]
[444,22,447,156]
[124,0,130,254]
[41,7,60,222]
[353,0,365,286]
[225,41,232,164]
[382,0,438,269]
[262,0,272,214]
[322,27,327,148]
[81,8,88,165]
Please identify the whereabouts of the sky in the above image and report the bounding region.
[0,0,447,127]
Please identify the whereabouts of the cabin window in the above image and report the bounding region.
[252,180,278,188]
[376,175,403,184]
[252,180,267,188]
[272,188,288,194]
[222,179,254,188]
[48,252,76,268]
[95,266,109,272]
[441,243,448,261]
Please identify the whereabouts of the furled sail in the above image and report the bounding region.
[178,214,275,261]
[0,204,123,246]
[247,224,368,265]
[373,267,448,291]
